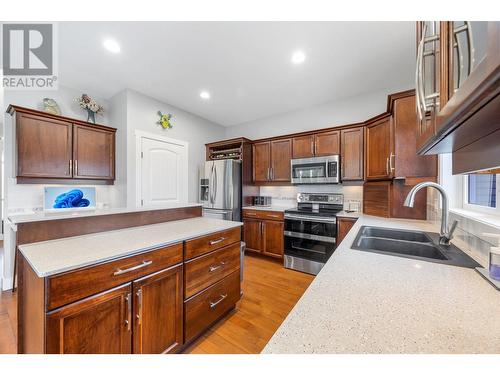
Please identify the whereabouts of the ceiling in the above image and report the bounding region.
[58,22,416,126]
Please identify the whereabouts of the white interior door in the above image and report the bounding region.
[138,134,188,207]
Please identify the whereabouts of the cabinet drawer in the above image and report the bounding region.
[184,270,240,343]
[184,227,241,260]
[242,209,284,221]
[47,243,183,310]
[184,242,240,299]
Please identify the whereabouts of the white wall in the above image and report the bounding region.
[121,89,226,206]
[225,85,410,140]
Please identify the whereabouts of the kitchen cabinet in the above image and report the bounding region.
[415,22,500,174]
[15,111,73,179]
[73,124,115,180]
[243,209,284,258]
[8,105,116,183]
[46,283,132,354]
[340,126,364,181]
[18,226,242,354]
[132,265,183,354]
[292,131,340,159]
[337,217,358,245]
[252,139,292,183]
[365,116,393,181]
[262,220,285,258]
[363,91,437,219]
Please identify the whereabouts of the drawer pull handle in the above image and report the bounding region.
[268,214,280,218]
[209,237,226,245]
[113,260,152,276]
[209,294,228,309]
[209,261,226,272]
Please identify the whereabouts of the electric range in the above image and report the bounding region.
[283,192,344,275]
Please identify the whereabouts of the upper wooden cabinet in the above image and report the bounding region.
[15,112,73,179]
[292,131,340,159]
[252,139,291,183]
[415,22,500,173]
[365,116,393,181]
[8,105,116,183]
[340,127,364,181]
[73,125,115,180]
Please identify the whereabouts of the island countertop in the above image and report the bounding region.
[8,203,203,224]
[262,214,500,354]
[19,217,242,277]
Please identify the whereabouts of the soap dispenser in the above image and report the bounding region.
[490,247,500,281]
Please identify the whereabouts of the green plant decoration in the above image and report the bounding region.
[157,111,173,129]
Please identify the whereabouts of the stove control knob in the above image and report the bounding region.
[297,194,304,201]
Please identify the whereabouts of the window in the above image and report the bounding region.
[463,173,500,215]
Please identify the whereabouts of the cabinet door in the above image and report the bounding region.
[45,283,132,354]
[363,181,391,218]
[253,141,270,182]
[314,131,340,156]
[337,218,357,245]
[270,139,292,181]
[340,127,364,181]
[292,135,314,159]
[393,94,437,178]
[243,219,263,253]
[133,264,183,354]
[16,112,72,178]
[365,117,393,180]
[263,220,284,258]
[73,125,115,180]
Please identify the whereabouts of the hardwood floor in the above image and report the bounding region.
[0,253,314,354]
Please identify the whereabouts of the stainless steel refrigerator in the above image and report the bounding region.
[200,159,241,221]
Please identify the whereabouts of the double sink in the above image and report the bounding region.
[352,226,480,268]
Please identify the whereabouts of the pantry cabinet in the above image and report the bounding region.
[8,105,116,183]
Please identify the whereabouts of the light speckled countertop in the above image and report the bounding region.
[263,214,500,354]
[19,217,242,277]
[9,203,203,224]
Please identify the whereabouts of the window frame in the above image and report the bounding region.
[462,174,500,215]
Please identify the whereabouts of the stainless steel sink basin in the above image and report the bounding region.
[360,227,432,243]
[352,226,480,268]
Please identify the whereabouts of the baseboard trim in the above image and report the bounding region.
[1,277,13,291]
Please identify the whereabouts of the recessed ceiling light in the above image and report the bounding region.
[291,50,306,65]
[200,91,211,100]
[103,39,121,53]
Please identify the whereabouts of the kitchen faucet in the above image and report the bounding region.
[404,181,458,246]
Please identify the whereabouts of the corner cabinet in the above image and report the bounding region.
[8,105,116,183]
[365,116,393,181]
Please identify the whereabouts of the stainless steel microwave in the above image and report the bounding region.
[290,155,340,184]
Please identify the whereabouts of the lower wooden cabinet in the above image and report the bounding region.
[46,283,132,354]
[184,271,241,342]
[243,210,284,259]
[132,265,183,354]
[336,217,358,245]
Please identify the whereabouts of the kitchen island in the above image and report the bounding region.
[262,215,500,354]
[17,212,243,354]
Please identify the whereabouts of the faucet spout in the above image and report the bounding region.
[403,181,458,246]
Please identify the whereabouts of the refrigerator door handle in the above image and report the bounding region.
[213,164,218,204]
[210,163,215,204]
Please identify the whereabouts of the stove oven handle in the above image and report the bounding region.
[284,214,336,224]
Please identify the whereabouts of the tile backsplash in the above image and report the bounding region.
[259,184,363,211]
[427,193,500,267]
